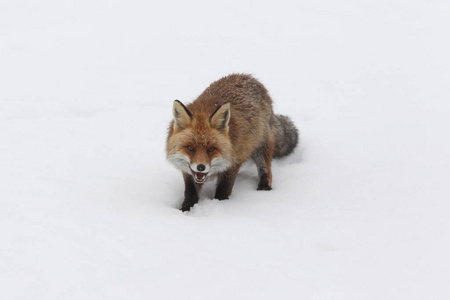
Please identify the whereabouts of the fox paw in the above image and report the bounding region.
[180,202,195,212]
[180,206,191,212]
[257,183,272,191]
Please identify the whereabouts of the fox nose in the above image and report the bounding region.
[197,164,205,172]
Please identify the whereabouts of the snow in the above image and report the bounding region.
[1,0,450,299]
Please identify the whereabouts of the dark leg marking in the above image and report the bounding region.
[181,172,202,211]
[252,137,274,191]
[214,164,241,200]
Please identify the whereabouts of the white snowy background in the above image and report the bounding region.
[1,0,449,299]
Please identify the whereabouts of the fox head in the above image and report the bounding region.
[166,100,232,184]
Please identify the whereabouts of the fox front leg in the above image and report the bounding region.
[214,164,241,200]
[181,172,202,212]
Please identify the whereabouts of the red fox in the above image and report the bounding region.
[166,74,299,211]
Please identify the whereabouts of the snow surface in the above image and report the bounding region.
[1,0,450,299]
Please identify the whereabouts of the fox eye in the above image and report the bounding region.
[208,146,216,153]
[187,145,194,152]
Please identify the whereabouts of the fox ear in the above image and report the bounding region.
[173,100,192,130]
[210,102,231,132]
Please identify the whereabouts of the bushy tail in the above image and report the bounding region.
[272,114,299,158]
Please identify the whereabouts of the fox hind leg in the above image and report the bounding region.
[252,138,274,191]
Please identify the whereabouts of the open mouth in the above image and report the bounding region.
[192,171,207,184]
